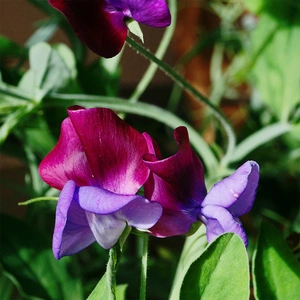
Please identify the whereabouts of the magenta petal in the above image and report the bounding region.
[144,126,207,212]
[39,118,95,190]
[85,198,162,249]
[149,209,196,237]
[202,161,259,215]
[53,181,95,259]
[49,0,127,57]
[200,205,248,246]
[111,0,171,27]
[67,107,149,194]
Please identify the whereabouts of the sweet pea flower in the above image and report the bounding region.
[39,107,162,259]
[49,0,171,57]
[143,127,259,246]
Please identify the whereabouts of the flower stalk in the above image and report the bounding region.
[139,234,149,300]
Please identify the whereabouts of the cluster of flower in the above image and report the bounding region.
[39,107,259,259]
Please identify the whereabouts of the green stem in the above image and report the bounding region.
[18,197,58,206]
[140,234,149,300]
[129,0,177,103]
[125,36,236,168]
[106,246,119,300]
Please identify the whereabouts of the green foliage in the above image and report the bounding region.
[180,233,249,300]
[170,224,207,300]
[0,214,83,300]
[253,222,300,300]
[248,0,300,121]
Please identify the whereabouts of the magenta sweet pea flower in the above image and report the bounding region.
[143,127,259,246]
[49,0,171,57]
[39,107,162,259]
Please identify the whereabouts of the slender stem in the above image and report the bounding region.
[140,234,149,300]
[106,246,119,300]
[129,0,177,103]
[18,197,58,206]
[125,36,236,168]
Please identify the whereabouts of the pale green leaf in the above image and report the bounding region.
[126,19,144,43]
[230,122,291,162]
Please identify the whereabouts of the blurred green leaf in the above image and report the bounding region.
[0,35,23,57]
[230,122,291,162]
[0,214,84,300]
[180,234,249,300]
[25,19,59,49]
[249,0,300,121]
[253,222,300,300]
[19,42,78,102]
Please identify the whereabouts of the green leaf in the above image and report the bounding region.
[87,273,110,300]
[253,222,300,300]
[170,225,207,300]
[180,233,249,300]
[0,35,23,57]
[249,1,300,121]
[25,19,59,49]
[126,19,144,43]
[116,284,128,300]
[18,42,78,102]
[230,122,291,162]
[0,214,84,300]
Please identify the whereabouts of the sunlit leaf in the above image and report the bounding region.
[180,233,249,300]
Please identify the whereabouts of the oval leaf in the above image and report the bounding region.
[180,233,249,300]
[253,222,300,300]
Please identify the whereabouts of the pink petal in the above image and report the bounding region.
[202,161,259,215]
[110,0,171,27]
[49,0,127,57]
[68,107,149,195]
[39,117,96,190]
[143,127,207,212]
[53,181,95,259]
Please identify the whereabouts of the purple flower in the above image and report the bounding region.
[39,107,162,259]
[49,0,171,57]
[143,127,259,246]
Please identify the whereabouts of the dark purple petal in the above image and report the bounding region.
[53,181,95,259]
[49,0,127,57]
[85,197,162,249]
[143,127,207,212]
[200,205,248,246]
[68,107,149,195]
[149,209,196,237]
[39,118,96,190]
[110,0,171,27]
[202,161,259,216]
